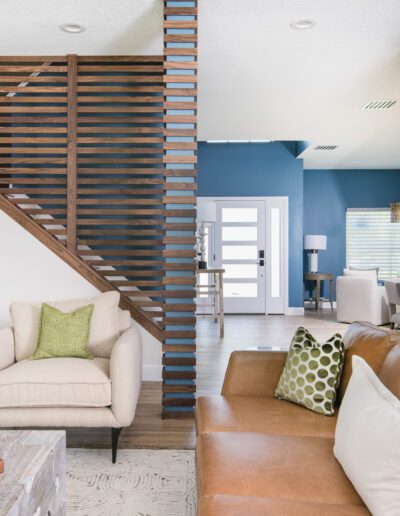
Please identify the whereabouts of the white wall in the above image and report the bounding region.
[0,210,162,380]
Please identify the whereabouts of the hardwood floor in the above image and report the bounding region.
[67,309,349,450]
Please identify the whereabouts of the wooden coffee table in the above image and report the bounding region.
[0,430,66,516]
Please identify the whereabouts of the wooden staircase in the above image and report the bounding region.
[0,0,198,417]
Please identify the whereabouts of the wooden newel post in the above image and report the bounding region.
[67,54,78,253]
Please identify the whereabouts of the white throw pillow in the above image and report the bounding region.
[11,291,121,360]
[343,268,377,279]
[334,356,400,516]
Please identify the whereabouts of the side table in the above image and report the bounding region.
[303,272,334,311]
[0,430,66,515]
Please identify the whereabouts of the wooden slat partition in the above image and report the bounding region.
[0,7,198,418]
[75,55,165,333]
[0,56,68,243]
[162,0,198,418]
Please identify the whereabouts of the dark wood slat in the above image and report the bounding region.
[78,65,163,72]
[163,48,197,56]
[0,127,67,133]
[164,61,198,71]
[78,56,164,62]
[0,56,67,62]
[77,86,163,93]
[163,88,197,97]
[77,76,163,83]
[67,54,78,252]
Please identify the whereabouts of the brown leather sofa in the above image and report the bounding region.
[196,322,400,515]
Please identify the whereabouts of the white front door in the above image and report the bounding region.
[215,200,266,313]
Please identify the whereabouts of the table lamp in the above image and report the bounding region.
[304,235,327,273]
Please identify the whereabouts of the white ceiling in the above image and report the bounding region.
[1,0,400,168]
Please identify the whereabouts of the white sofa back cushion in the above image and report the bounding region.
[11,291,121,361]
[334,356,400,516]
[343,268,377,279]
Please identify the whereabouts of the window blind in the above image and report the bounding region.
[346,208,400,280]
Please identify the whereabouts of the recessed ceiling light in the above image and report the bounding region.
[60,23,85,34]
[290,19,316,30]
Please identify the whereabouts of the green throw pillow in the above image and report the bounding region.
[275,327,345,416]
[31,303,94,360]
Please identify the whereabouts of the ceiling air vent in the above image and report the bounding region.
[363,100,397,110]
[313,145,338,151]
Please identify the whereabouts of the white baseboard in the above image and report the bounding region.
[142,364,162,381]
[304,301,337,309]
[286,307,305,315]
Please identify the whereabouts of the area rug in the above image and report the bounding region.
[66,449,196,516]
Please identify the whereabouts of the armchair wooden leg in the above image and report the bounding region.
[111,427,122,464]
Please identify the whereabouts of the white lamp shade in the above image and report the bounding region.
[304,234,327,251]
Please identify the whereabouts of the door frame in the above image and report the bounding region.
[197,196,289,315]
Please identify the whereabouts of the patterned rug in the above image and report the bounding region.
[66,449,196,516]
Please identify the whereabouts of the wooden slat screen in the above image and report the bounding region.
[0,56,166,340]
[75,55,165,333]
[0,57,68,234]
[162,0,198,418]
[0,1,198,418]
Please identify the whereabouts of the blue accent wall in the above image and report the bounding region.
[197,141,304,307]
[304,169,400,298]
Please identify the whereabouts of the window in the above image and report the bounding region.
[346,208,400,280]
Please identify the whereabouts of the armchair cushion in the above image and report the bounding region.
[0,327,15,371]
[11,291,120,361]
[0,357,111,408]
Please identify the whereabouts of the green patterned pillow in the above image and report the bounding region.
[31,303,94,360]
[275,327,345,415]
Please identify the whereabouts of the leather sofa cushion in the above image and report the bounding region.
[198,495,369,516]
[378,344,400,399]
[197,432,364,507]
[339,321,400,401]
[0,357,111,408]
[196,395,337,438]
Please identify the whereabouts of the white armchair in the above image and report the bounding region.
[384,280,400,329]
[336,274,390,325]
[0,292,142,463]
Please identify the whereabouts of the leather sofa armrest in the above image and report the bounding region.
[221,350,287,398]
[110,324,142,427]
[0,327,15,371]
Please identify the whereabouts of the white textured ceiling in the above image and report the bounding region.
[198,0,400,169]
[0,0,162,56]
[1,0,400,168]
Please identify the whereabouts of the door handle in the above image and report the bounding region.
[259,259,264,266]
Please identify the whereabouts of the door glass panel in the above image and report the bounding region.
[222,208,257,223]
[222,226,257,241]
[271,208,280,298]
[225,283,258,297]
[222,245,257,260]
[223,264,258,279]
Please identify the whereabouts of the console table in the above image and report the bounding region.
[303,272,334,311]
[0,430,66,516]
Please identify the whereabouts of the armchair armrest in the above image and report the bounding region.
[0,328,15,371]
[110,324,142,427]
[221,350,287,398]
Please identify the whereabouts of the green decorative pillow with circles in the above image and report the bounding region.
[275,327,345,416]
